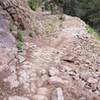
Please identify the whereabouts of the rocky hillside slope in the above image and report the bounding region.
[0,0,100,100]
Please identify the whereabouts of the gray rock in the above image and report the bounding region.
[48,76,64,84]
[84,83,91,89]
[49,67,59,76]
[0,18,16,48]
[33,95,48,100]
[91,84,97,92]
[18,55,25,63]
[79,70,92,81]
[87,77,98,84]
[68,70,77,76]
[52,87,64,100]
[8,96,30,100]
[61,66,72,72]
[79,97,87,100]
[37,75,48,87]
[3,73,19,89]
[37,87,48,95]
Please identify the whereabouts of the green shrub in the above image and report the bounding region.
[29,32,33,37]
[16,32,24,52]
[29,32,36,37]
[28,0,42,11]
[86,25,100,40]
[52,0,100,31]
[17,32,24,42]
[49,3,55,14]
[9,23,14,32]
[16,41,24,52]
[44,1,57,14]
[59,14,65,21]
[86,25,96,34]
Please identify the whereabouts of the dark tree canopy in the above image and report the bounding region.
[44,0,100,32]
[64,0,100,32]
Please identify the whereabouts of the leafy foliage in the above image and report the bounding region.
[52,0,100,32]
[29,32,36,37]
[17,32,24,42]
[9,23,14,32]
[86,25,100,40]
[16,41,24,52]
[28,0,43,11]
[16,32,24,51]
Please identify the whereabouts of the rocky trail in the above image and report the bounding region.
[0,1,100,100]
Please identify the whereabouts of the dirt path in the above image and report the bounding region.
[0,10,100,100]
[14,15,100,100]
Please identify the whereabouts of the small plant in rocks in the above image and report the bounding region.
[16,41,24,52]
[86,25,100,40]
[16,32,24,52]
[9,23,14,32]
[17,32,24,42]
[59,14,65,21]
[29,32,36,37]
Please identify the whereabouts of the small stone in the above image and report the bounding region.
[33,95,48,100]
[4,74,19,89]
[48,76,64,84]
[52,87,64,100]
[84,83,91,89]
[32,44,37,48]
[37,87,48,95]
[37,75,48,87]
[61,66,72,72]
[18,55,25,63]
[18,70,30,89]
[79,97,87,100]
[8,96,30,100]
[79,70,92,81]
[21,64,32,69]
[95,90,100,96]
[23,61,33,66]
[78,80,85,88]
[91,84,97,92]
[68,70,76,76]
[30,83,36,93]
[49,67,59,76]
[38,69,47,76]
[85,60,91,64]
[87,77,98,84]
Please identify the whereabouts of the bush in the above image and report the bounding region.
[29,32,33,37]
[16,32,24,52]
[86,25,96,34]
[86,25,100,40]
[50,0,100,32]
[17,32,24,42]
[9,23,14,32]
[29,32,36,37]
[16,41,24,52]
[59,14,65,21]
[28,0,43,11]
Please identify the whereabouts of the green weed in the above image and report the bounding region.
[29,32,35,37]
[16,41,24,52]
[17,32,24,42]
[86,25,100,40]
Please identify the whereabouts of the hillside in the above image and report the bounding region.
[0,0,100,100]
